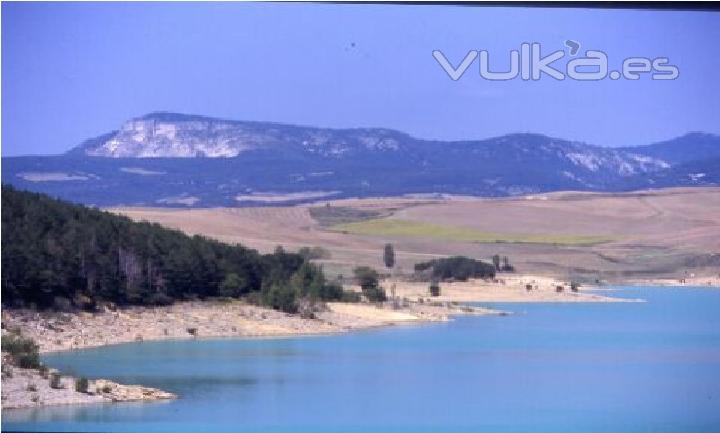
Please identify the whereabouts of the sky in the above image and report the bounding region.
[2,3,720,156]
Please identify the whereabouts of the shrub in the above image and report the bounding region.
[143,292,174,306]
[363,286,387,303]
[261,283,298,314]
[218,273,247,297]
[570,282,581,292]
[296,297,324,319]
[340,291,362,303]
[73,294,96,311]
[2,363,13,379]
[1,333,41,369]
[26,383,38,392]
[353,266,380,289]
[353,267,386,302]
[243,291,261,306]
[429,280,441,297]
[49,372,63,389]
[501,256,515,272]
[492,254,501,271]
[53,296,73,311]
[314,281,344,302]
[413,261,433,272]
[75,377,89,393]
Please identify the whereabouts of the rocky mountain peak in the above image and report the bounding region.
[77,112,413,158]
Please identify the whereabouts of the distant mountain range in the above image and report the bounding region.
[3,112,719,207]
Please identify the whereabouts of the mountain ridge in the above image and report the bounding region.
[68,111,719,160]
[3,112,718,207]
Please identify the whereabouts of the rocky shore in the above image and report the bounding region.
[2,299,494,354]
[1,354,175,409]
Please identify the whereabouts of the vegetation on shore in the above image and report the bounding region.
[353,266,387,302]
[492,254,515,272]
[429,279,441,297]
[1,332,41,369]
[1,186,353,313]
[415,256,496,282]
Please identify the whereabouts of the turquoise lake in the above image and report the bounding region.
[4,287,720,432]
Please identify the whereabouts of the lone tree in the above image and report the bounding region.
[383,243,397,298]
[429,280,441,297]
[492,254,501,271]
[383,243,396,270]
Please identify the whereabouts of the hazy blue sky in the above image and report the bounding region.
[3,3,719,156]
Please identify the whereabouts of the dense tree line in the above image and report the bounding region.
[414,256,496,281]
[1,186,347,312]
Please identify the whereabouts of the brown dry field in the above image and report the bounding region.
[110,187,720,282]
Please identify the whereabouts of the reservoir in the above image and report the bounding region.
[4,287,720,433]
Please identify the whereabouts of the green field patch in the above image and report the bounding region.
[332,218,613,246]
[309,206,384,227]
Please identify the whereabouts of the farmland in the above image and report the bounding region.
[112,187,720,282]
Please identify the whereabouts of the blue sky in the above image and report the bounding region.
[2,3,719,156]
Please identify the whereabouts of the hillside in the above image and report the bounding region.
[111,187,720,281]
[1,186,346,311]
[2,112,719,207]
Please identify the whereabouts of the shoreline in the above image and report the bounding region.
[388,275,644,304]
[1,298,497,410]
[2,276,635,410]
[2,299,501,356]
[1,359,176,410]
[623,277,720,288]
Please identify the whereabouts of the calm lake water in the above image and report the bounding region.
[4,287,720,433]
